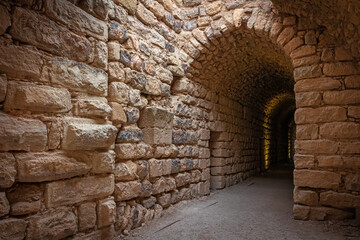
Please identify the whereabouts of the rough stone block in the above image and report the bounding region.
[293,204,310,220]
[294,170,341,189]
[0,153,16,188]
[5,82,71,113]
[0,44,44,81]
[79,202,96,231]
[136,160,149,180]
[317,156,342,168]
[157,193,171,208]
[45,0,108,41]
[27,208,77,240]
[175,172,191,187]
[0,112,47,152]
[75,98,112,118]
[45,175,114,207]
[295,107,347,124]
[115,0,138,15]
[320,122,360,139]
[0,218,27,240]
[15,151,90,182]
[115,161,137,181]
[109,82,130,104]
[62,122,117,150]
[277,27,295,46]
[320,191,360,208]
[11,7,93,63]
[92,151,115,174]
[0,5,10,34]
[323,62,359,76]
[295,140,339,155]
[293,188,318,206]
[115,143,152,160]
[308,207,353,220]
[97,197,116,228]
[345,75,360,89]
[149,158,163,178]
[293,65,322,81]
[109,21,128,43]
[0,74,6,102]
[136,3,157,26]
[296,124,318,140]
[294,78,341,92]
[323,90,360,105]
[109,102,127,126]
[345,174,360,191]
[210,175,226,189]
[47,58,108,96]
[142,128,172,145]
[0,192,10,217]
[7,184,42,216]
[116,127,143,143]
[108,62,126,81]
[114,181,141,201]
[295,92,321,107]
[348,106,360,119]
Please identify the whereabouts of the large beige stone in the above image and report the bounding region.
[0,218,27,240]
[114,0,138,14]
[294,78,341,92]
[78,202,96,231]
[5,82,71,113]
[136,3,157,26]
[115,142,153,160]
[295,153,315,170]
[45,0,108,41]
[294,107,347,124]
[115,161,138,181]
[62,122,117,150]
[75,98,112,118]
[293,188,318,206]
[323,90,360,105]
[45,175,114,207]
[109,82,130,104]
[10,7,93,63]
[46,58,108,96]
[323,62,359,76]
[97,197,116,228]
[7,184,42,216]
[15,151,90,182]
[0,44,44,81]
[109,102,127,126]
[320,122,360,139]
[138,106,173,128]
[92,151,115,174]
[114,181,142,201]
[295,140,339,154]
[0,192,10,217]
[0,74,6,102]
[27,208,77,240]
[320,191,360,208]
[294,170,341,189]
[0,112,47,152]
[0,152,16,188]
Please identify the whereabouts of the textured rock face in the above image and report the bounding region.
[0,0,359,238]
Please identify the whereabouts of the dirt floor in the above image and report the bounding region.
[123,167,360,240]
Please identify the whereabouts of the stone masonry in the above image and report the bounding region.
[0,0,359,239]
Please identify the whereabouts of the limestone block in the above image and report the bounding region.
[284,37,303,54]
[296,124,318,140]
[115,161,138,181]
[157,193,171,208]
[0,192,10,217]
[210,175,225,189]
[293,188,318,206]
[0,44,44,81]
[345,76,360,89]
[0,153,16,188]
[138,107,173,128]
[152,177,166,195]
[320,191,360,208]
[47,58,108,96]
[124,107,140,123]
[0,74,6,102]
[157,67,173,85]
[165,177,176,192]
[295,140,339,155]
[45,175,114,207]
[292,55,321,68]
[295,107,347,124]
[15,151,90,182]
[0,5,10,34]
[114,181,141,201]
[290,45,316,59]
[109,21,128,43]
[109,82,129,104]
[0,218,27,240]
[115,142,152,160]
[320,122,360,139]
[294,170,341,189]
[340,142,360,154]
[136,3,157,26]
[295,92,321,107]
[127,70,147,91]
[136,160,149,180]
[323,90,360,105]
[79,202,96,231]
[277,27,295,46]
[293,65,322,81]
[62,122,117,150]
[114,0,138,14]
[140,179,153,197]
[294,78,341,92]
[5,82,71,113]
[0,112,47,152]
[149,158,163,177]
[308,206,353,220]
[175,172,191,187]
[97,197,116,228]
[92,151,115,174]
[108,62,126,81]
[79,0,111,20]
[116,126,143,143]
[199,181,210,196]
[162,159,172,176]
[323,62,359,76]
[142,128,172,145]
[108,42,121,61]
[345,174,360,191]
[142,196,156,209]
[27,208,77,240]
[7,184,41,216]
[304,30,317,44]
[10,7,93,63]
[75,98,112,118]
[144,77,162,96]
[348,106,360,118]
[293,204,310,220]
[317,155,343,168]
[109,102,127,126]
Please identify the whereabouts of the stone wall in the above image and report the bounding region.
[0,0,359,239]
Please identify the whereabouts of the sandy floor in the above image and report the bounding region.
[124,167,360,240]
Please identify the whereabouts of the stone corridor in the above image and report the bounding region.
[0,0,359,239]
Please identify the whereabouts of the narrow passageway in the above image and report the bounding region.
[125,166,359,240]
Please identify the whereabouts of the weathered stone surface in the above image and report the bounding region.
[91,151,115,174]
[124,107,140,123]
[10,7,93,63]
[109,82,130,104]
[127,70,147,91]
[345,76,360,89]
[293,188,318,206]
[115,161,138,181]
[294,170,341,189]
[27,208,77,240]
[0,218,27,240]
[295,140,339,154]
[320,191,360,208]
[75,98,112,118]
[15,151,90,182]
[79,0,111,20]
[348,106,360,118]
[0,152,16,188]
[323,62,359,76]
[317,155,343,168]
[5,82,72,113]
[109,21,129,43]
[157,193,171,208]
[97,197,116,228]
[115,142,152,160]
[320,122,360,139]
[0,112,47,152]
[0,44,44,81]
[142,128,173,145]
[45,0,107,41]
[47,58,108,96]
[345,174,360,191]
[149,158,163,178]
[0,74,6,102]
[323,90,360,105]
[0,192,10,217]
[277,27,295,46]
[138,107,174,128]
[295,92,321,107]
[117,127,143,143]
[62,122,117,150]
[293,65,322,81]
[114,0,138,14]
[294,78,341,92]
[136,3,157,26]
[296,124,318,140]
[0,5,10,34]
[7,184,42,216]
[78,202,96,231]
[114,181,142,201]
[109,102,127,126]
[295,107,347,124]
[45,175,114,207]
